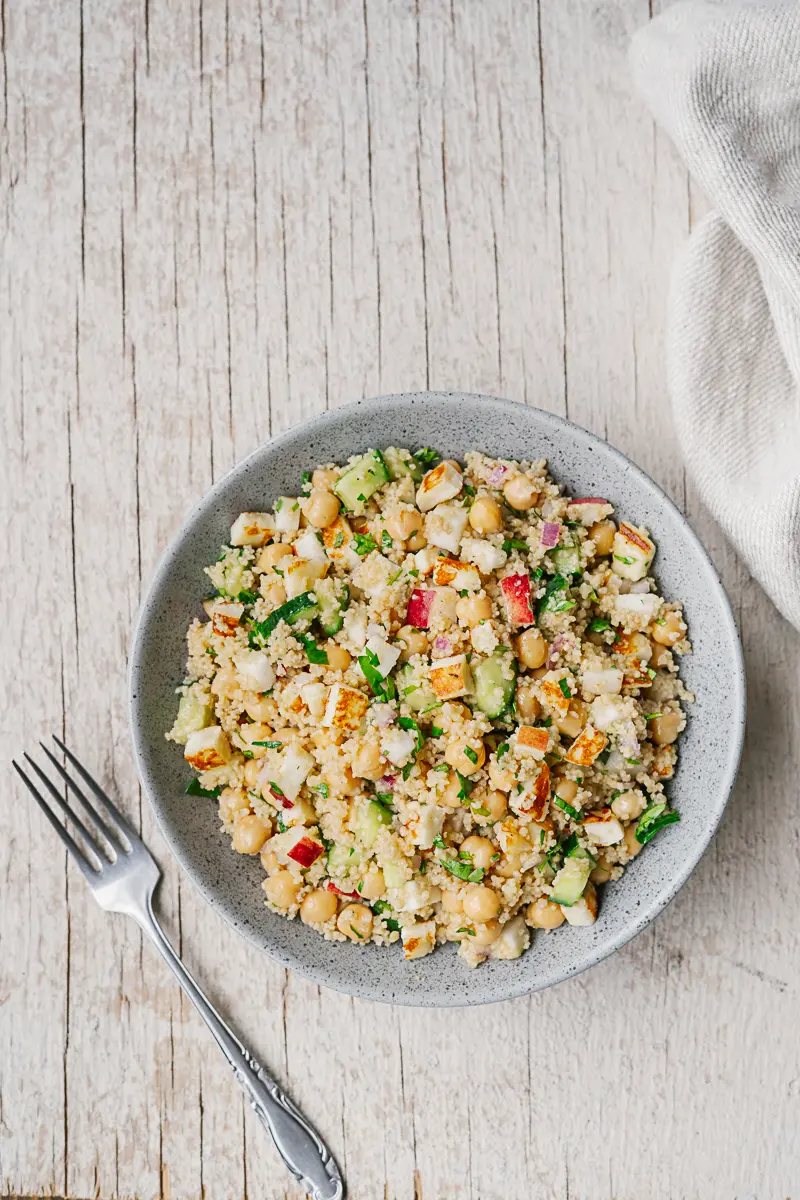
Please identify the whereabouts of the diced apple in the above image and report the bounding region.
[284,557,328,599]
[581,666,623,696]
[381,726,418,767]
[402,920,436,960]
[501,574,534,627]
[273,496,301,533]
[407,588,436,628]
[424,502,470,553]
[514,725,550,759]
[566,498,613,527]
[432,556,481,591]
[614,593,662,626]
[230,511,275,547]
[409,804,446,850]
[429,654,471,700]
[322,682,369,731]
[490,915,530,960]
[258,743,315,804]
[233,650,275,693]
[460,537,508,574]
[184,725,232,770]
[582,807,624,845]
[211,602,244,636]
[326,880,360,899]
[590,694,630,732]
[561,885,598,926]
[293,528,329,564]
[416,461,463,512]
[612,523,655,581]
[564,724,608,766]
[287,834,324,868]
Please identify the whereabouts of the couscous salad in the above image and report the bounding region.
[168,447,689,966]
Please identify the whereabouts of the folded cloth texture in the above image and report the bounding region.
[630,1,800,630]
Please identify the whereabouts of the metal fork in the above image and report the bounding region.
[13,738,344,1200]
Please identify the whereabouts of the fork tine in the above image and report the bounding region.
[13,761,99,876]
[52,736,140,844]
[23,753,109,861]
[39,742,127,855]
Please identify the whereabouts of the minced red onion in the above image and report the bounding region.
[540,521,560,548]
[378,774,397,791]
[547,633,568,667]
[487,465,508,486]
[434,636,451,653]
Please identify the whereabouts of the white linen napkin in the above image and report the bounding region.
[630,1,800,631]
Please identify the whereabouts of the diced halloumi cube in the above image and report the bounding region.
[460,537,507,574]
[432,556,481,591]
[490,915,530,960]
[322,682,369,731]
[516,763,551,821]
[233,650,275,693]
[582,807,624,846]
[322,515,359,566]
[564,724,608,766]
[300,681,328,718]
[392,880,438,912]
[293,528,329,564]
[416,461,463,512]
[184,725,233,770]
[284,557,328,599]
[581,666,623,696]
[565,498,613,527]
[258,743,315,804]
[424,502,470,553]
[429,654,471,700]
[273,496,301,533]
[514,725,550,759]
[590,694,630,732]
[561,887,598,926]
[230,511,275,547]
[414,546,440,576]
[409,804,446,849]
[402,920,436,960]
[380,726,418,767]
[211,602,244,637]
[612,523,655,581]
[613,593,662,627]
[364,634,401,679]
[538,674,572,720]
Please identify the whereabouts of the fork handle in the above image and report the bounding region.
[136,899,344,1200]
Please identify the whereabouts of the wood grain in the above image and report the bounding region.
[2,1,799,1198]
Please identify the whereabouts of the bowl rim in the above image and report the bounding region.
[129,391,746,1006]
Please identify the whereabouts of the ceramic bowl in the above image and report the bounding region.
[129,392,745,1006]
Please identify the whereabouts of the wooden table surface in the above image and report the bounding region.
[3,2,799,1198]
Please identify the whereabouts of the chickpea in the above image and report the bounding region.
[352,739,384,781]
[554,777,579,804]
[397,625,428,661]
[652,611,685,646]
[463,885,501,922]
[264,870,300,909]
[359,866,386,901]
[649,711,682,746]
[440,888,464,914]
[337,903,374,941]
[649,639,673,669]
[219,785,248,823]
[261,581,287,609]
[440,771,465,808]
[555,700,588,740]
[272,727,299,745]
[623,823,644,858]
[232,814,270,855]
[494,853,523,878]
[312,466,340,490]
[470,918,502,947]
[589,519,616,556]
[611,788,646,821]
[304,488,341,529]
[407,531,427,552]
[459,836,497,871]
[515,628,548,670]
[456,593,492,627]
[502,474,539,511]
[243,758,262,790]
[468,494,503,534]
[256,542,293,572]
[445,738,486,777]
[526,896,566,929]
[515,683,541,722]
[325,642,352,672]
[488,760,515,793]
[590,863,612,885]
[336,767,361,797]
[238,722,273,757]
[385,507,423,542]
[244,696,273,723]
[260,847,281,875]
[444,459,463,473]
[300,889,339,925]
[481,790,508,822]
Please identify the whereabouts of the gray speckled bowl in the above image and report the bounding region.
[129,393,745,1007]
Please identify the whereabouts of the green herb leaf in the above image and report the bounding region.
[430,725,444,738]
[301,470,312,489]
[372,899,401,932]
[381,530,393,551]
[185,778,222,799]
[237,589,259,605]
[537,573,576,618]
[352,533,377,556]
[471,805,490,818]
[414,447,439,467]
[588,617,611,633]
[358,649,396,701]
[558,678,572,699]
[252,740,283,749]
[432,834,447,849]
[442,857,485,883]
[398,715,424,751]
[333,531,344,548]
[463,745,478,764]
[311,781,329,798]
[296,632,329,665]
[268,780,286,798]
[433,763,450,772]
[553,796,582,821]
[496,742,510,760]
[502,538,530,553]
[456,926,476,936]
[402,762,414,781]
[644,712,662,721]
[614,555,634,565]
[456,771,474,801]
[636,801,680,844]
[276,813,287,833]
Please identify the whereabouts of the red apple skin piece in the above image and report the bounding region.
[501,574,535,626]
[287,837,324,868]
[326,881,360,899]
[406,587,435,628]
[269,787,294,809]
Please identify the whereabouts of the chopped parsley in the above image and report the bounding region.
[402,762,414,781]
[463,745,478,764]
[588,617,612,633]
[301,470,312,489]
[358,649,395,702]
[456,926,476,936]
[382,530,393,551]
[636,801,680,844]
[274,499,283,513]
[252,740,283,749]
[433,763,450,772]
[496,741,510,761]
[237,590,259,605]
[553,796,582,821]
[558,678,572,699]
[432,834,447,849]
[351,533,377,556]
[536,573,576,618]
[442,857,484,883]
[471,805,490,818]
[502,538,530,553]
[372,899,401,932]
[456,771,474,801]
[614,554,635,565]
[644,712,662,721]
[333,531,344,548]
[414,447,439,467]
[398,715,424,751]
[276,813,287,833]
[311,781,329,798]
[185,779,222,799]
[430,726,444,738]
